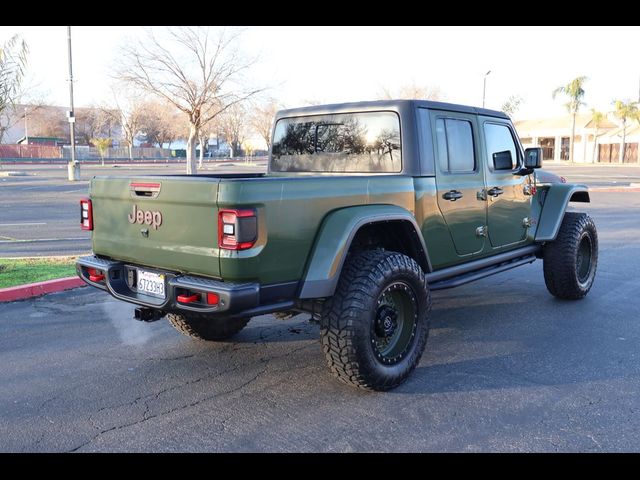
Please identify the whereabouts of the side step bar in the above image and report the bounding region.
[426,245,541,291]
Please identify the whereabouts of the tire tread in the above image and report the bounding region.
[320,249,431,391]
[543,212,598,300]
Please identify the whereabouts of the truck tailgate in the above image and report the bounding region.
[90,176,221,278]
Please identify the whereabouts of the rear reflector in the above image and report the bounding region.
[206,292,220,305]
[177,293,200,303]
[87,267,104,282]
[80,198,93,231]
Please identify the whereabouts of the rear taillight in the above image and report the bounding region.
[218,209,257,250]
[80,198,93,231]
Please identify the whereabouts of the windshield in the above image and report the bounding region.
[271,111,401,173]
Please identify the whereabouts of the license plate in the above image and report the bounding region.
[136,269,166,299]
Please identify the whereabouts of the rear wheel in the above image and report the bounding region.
[320,249,431,391]
[167,313,250,341]
[543,212,598,299]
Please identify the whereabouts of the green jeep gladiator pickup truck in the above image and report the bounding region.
[77,100,598,391]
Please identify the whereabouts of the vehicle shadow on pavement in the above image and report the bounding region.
[395,271,638,394]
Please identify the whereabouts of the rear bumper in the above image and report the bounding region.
[76,255,260,314]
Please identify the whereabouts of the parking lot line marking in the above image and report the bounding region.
[0,237,88,244]
[0,222,47,226]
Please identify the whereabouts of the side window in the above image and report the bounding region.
[435,118,475,173]
[484,123,519,170]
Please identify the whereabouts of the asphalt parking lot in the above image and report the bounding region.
[2,188,640,452]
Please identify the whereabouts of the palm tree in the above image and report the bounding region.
[553,76,587,163]
[0,34,28,145]
[589,109,606,163]
[612,100,640,163]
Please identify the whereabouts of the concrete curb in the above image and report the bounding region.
[0,276,85,303]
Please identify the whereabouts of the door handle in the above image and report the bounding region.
[487,187,504,197]
[443,190,463,201]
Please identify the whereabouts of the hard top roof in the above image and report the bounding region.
[276,99,508,120]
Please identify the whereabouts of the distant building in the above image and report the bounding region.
[515,113,621,163]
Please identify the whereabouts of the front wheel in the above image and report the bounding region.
[543,212,598,299]
[320,250,432,391]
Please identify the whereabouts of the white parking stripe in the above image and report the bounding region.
[0,237,87,243]
[0,222,47,226]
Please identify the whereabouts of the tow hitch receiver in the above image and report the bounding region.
[134,307,165,322]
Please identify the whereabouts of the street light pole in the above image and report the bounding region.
[482,70,491,108]
[24,107,28,144]
[66,26,79,181]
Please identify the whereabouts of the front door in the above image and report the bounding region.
[432,113,487,256]
[481,120,531,248]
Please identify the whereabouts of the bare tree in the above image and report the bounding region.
[117,26,261,173]
[138,100,183,148]
[378,83,445,101]
[75,106,116,145]
[501,95,523,118]
[24,104,67,138]
[101,93,145,161]
[219,103,248,158]
[250,98,280,151]
[197,117,225,167]
[301,98,324,106]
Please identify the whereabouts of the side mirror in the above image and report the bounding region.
[493,150,513,170]
[524,147,543,169]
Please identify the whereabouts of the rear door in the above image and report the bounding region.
[481,120,531,247]
[431,111,487,256]
[90,176,221,278]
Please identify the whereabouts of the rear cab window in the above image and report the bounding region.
[271,111,401,173]
[435,118,476,173]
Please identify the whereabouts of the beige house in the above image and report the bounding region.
[515,113,620,163]
[595,123,640,163]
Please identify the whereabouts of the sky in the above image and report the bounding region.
[2,26,639,121]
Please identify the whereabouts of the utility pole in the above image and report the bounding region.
[67,26,79,181]
[482,70,491,108]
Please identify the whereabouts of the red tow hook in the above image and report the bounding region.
[177,293,200,303]
[87,268,105,282]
